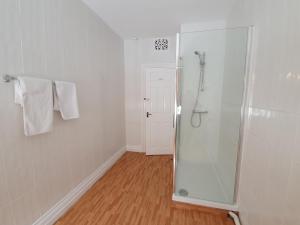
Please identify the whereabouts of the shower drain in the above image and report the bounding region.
[178,189,189,197]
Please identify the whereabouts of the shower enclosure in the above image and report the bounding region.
[173,27,250,210]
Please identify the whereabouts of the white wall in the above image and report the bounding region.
[124,36,176,151]
[0,0,125,225]
[180,21,226,33]
[228,1,300,224]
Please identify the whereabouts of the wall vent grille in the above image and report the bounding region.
[154,38,168,50]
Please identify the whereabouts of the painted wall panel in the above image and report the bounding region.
[228,0,300,224]
[124,37,176,150]
[0,0,125,224]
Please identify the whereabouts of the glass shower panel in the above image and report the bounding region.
[175,28,249,204]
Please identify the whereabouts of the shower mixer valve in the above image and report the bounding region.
[192,110,208,114]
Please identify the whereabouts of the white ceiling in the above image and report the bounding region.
[82,0,236,39]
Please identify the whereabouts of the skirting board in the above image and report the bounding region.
[32,146,126,225]
[126,145,144,153]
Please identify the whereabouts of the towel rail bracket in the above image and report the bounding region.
[2,74,17,83]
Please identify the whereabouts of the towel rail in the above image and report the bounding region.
[1,75,57,86]
[2,74,17,83]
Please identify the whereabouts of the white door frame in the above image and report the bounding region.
[140,63,176,153]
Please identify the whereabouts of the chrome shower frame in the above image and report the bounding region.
[172,26,255,211]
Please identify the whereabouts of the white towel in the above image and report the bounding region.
[54,81,79,120]
[14,77,53,136]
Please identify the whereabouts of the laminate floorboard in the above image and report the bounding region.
[55,152,234,225]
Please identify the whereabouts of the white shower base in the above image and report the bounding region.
[174,160,238,211]
[172,194,238,211]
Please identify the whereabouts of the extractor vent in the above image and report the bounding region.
[154,38,168,50]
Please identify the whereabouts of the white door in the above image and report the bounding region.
[145,67,176,155]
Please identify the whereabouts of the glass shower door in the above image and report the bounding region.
[175,27,249,205]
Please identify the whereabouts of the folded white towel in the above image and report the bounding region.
[14,77,53,136]
[14,81,23,105]
[54,81,80,120]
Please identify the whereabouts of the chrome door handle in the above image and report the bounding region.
[146,112,152,118]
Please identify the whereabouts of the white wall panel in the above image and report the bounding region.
[0,0,125,224]
[228,0,300,224]
[124,37,176,150]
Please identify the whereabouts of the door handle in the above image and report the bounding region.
[146,112,152,118]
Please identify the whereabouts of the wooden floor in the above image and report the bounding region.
[55,152,234,225]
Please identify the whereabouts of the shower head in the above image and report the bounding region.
[194,51,206,66]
